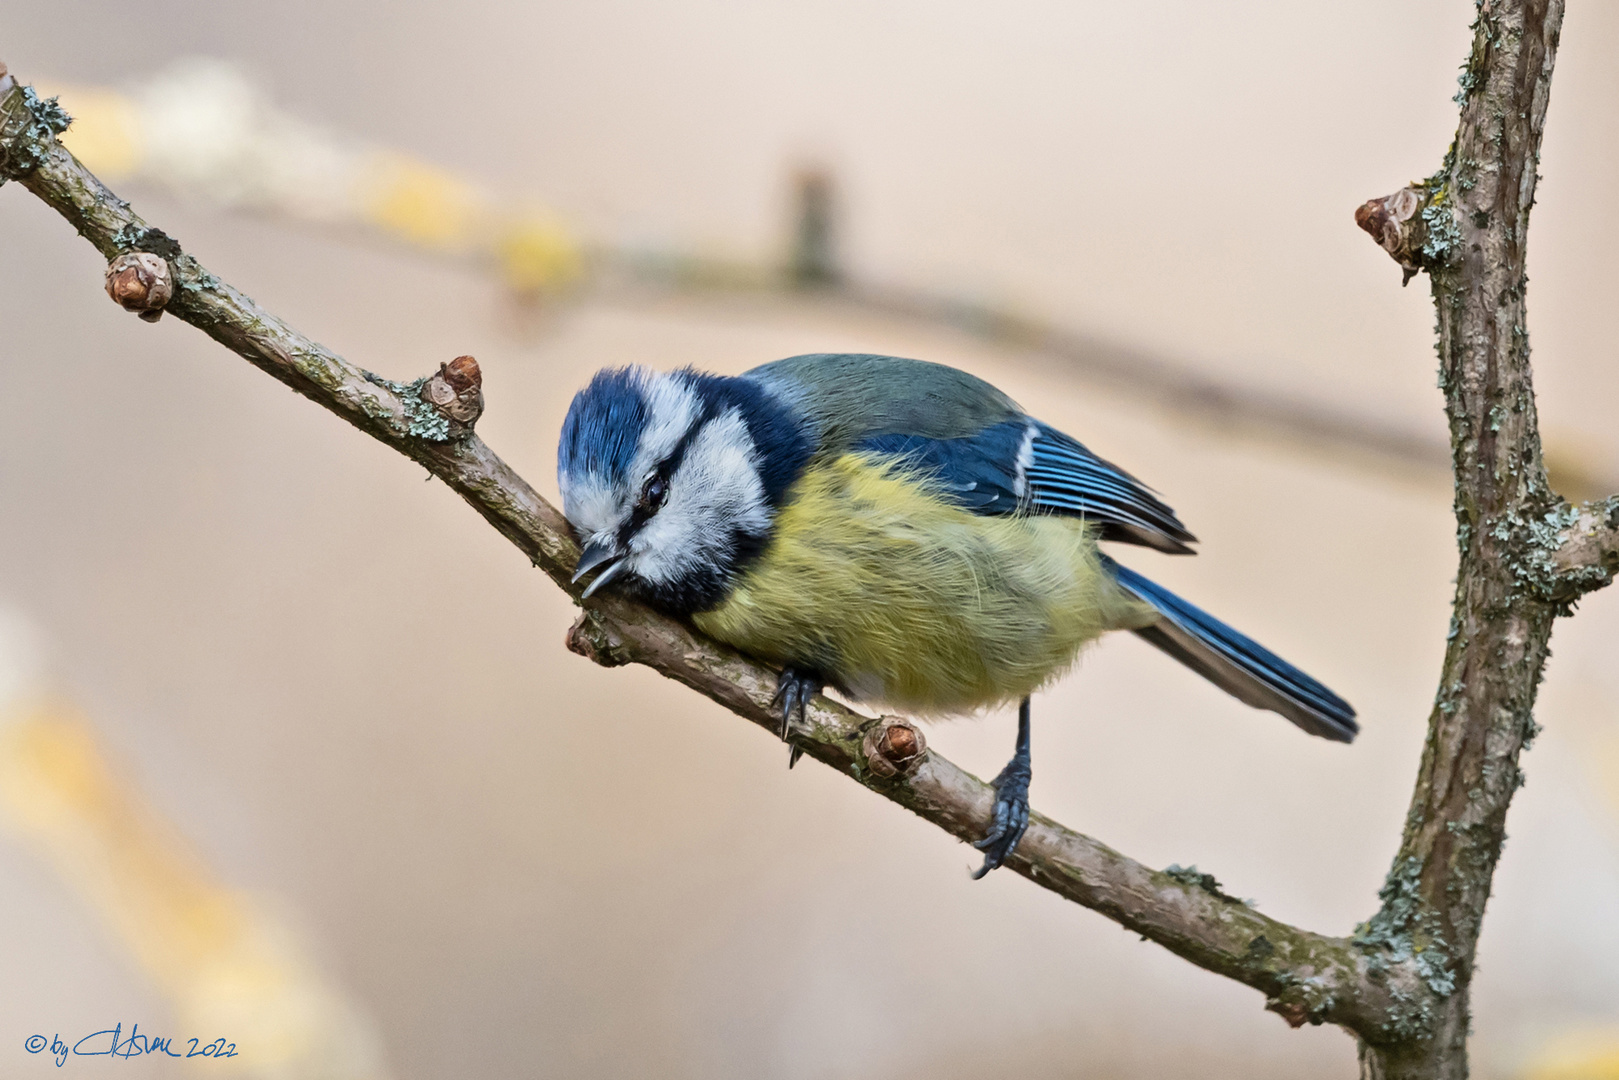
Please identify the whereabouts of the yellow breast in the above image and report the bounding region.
[692,454,1155,715]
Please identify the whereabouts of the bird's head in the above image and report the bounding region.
[557,365,802,613]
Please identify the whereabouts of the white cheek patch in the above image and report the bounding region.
[629,409,770,586]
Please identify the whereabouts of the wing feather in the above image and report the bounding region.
[856,420,1197,553]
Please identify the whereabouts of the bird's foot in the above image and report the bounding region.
[772,667,823,770]
[971,755,1031,878]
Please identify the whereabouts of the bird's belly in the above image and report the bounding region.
[692,454,1151,715]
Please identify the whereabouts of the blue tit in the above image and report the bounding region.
[557,353,1357,876]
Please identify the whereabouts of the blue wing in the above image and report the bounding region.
[857,419,1197,554]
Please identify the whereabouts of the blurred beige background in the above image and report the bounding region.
[2,1,1618,1077]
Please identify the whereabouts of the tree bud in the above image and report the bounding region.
[104,252,172,322]
[862,718,927,778]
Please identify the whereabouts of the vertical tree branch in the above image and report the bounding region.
[1353,2,1574,1076]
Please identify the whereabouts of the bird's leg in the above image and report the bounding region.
[972,696,1032,878]
[772,667,824,770]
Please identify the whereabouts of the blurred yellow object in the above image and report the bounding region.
[1524,1026,1619,1080]
[496,214,584,295]
[358,157,581,290]
[51,87,142,181]
[0,700,388,1080]
[362,153,483,251]
[38,62,582,297]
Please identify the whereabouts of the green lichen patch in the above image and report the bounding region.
[1164,863,1220,892]
[363,374,456,442]
[1354,854,1457,1011]
[1493,502,1614,611]
[175,255,220,292]
[1419,194,1464,268]
[1453,67,1480,108]
[112,224,185,260]
[1163,863,1254,906]
[0,85,74,177]
[1355,856,1453,1040]
[24,87,71,135]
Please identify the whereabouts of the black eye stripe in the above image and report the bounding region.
[618,405,717,540]
[655,404,715,482]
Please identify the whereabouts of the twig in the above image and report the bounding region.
[1544,495,1619,599]
[0,62,1398,1037]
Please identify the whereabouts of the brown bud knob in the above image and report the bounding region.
[105,252,173,322]
[1354,186,1426,283]
[418,355,484,428]
[862,718,927,778]
[1266,998,1311,1029]
[443,354,480,392]
[565,612,629,667]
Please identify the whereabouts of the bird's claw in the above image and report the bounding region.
[772,668,823,770]
[971,758,1031,879]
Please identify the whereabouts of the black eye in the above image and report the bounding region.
[639,475,669,511]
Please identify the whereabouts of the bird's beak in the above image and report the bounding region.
[572,538,627,599]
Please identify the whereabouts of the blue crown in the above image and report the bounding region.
[557,367,651,487]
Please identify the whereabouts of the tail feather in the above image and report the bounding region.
[1106,559,1358,743]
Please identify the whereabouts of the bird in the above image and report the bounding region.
[556,353,1357,877]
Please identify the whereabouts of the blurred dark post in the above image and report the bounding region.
[789,167,841,288]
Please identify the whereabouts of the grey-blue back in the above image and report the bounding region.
[743,353,1024,453]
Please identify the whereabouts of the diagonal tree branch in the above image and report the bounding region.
[0,63,1400,1037]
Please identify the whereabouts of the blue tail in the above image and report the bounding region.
[1106,558,1357,742]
